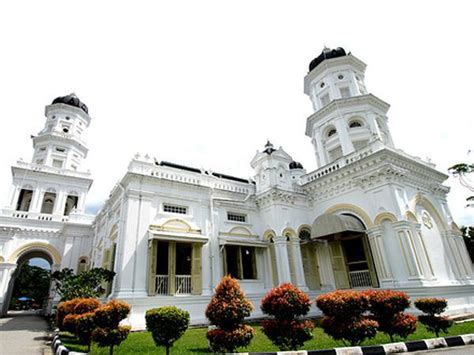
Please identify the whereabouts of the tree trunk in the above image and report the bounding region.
[166,346,170,355]
[109,345,114,355]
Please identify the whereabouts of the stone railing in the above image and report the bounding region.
[15,160,91,179]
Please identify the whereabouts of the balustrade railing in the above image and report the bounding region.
[175,275,192,295]
[349,270,372,288]
[155,275,169,295]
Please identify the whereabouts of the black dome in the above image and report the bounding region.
[289,161,304,170]
[309,47,347,72]
[263,140,276,155]
[52,93,88,114]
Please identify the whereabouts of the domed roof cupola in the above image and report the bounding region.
[263,140,276,155]
[52,93,89,114]
[309,47,347,72]
[289,161,304,170]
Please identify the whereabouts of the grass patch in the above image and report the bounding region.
[60,320,474,354]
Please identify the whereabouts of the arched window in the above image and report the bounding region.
[349,120,363,128]
[327,128,337,138]
[77,257,88,273]
[299,228,311,241]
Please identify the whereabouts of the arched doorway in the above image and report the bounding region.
[311,213,379,289]
[2,245,59,316]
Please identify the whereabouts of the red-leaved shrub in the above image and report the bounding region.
[414,298,453,337]
[205,276,255,353]
[365,290,416,341]
[56,298,82,330]
[316,290,378,346]
[261,283,314,350]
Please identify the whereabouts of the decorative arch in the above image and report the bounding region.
[263,229,276,241]
[410,193,448,230]
[324,125,337,138]
[226,226,255,237]
[297,224,312,234]
[151,218,201,234]
[374,212,398,225]
[404,211,418,223]
[45,187,57,193]
[21,184,34,190]
[8,242,61,265]
[282,227,298,240]
[325,203,374,228]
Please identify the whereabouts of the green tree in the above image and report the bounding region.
[448,162,473,207]
[10,264,51,309]
[51,268,115,301]
[461,226,474,263]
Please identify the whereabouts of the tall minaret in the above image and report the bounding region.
[304,47,395,168]
[6,94,93,217]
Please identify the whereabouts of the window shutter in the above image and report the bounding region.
[147,240,158,296]
[191,243,202,295]
[301,244,320,290]
[362,237,379,287]
[329,241,350,289]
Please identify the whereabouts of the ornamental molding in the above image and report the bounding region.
[255,188,303,208]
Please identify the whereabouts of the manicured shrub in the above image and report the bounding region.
[261,283,314,350]
[57,298,102,349]
[316,290,378,346]
[75,312,96,351]
[56,298,81,330]
[145,306,190,355]
[261,319,315,351]
[74,298,101,314]
[415,298,453,337]
[205,276,255,353]
[92,300,131,355]
[207,324,255,353]
[365,290,417,341]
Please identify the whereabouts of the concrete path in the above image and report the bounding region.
[0,310,51,355]
[408,344,474,354]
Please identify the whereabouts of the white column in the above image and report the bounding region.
[273,236,291,283]
[366,227,394,285]
[392,221,424,282]
[288,238,307,290]
[410,223,436,280]
[31,187,44,213]
[366,112,382,141]
[335,117,355,155]
[0,263,16,316]
[313,129,327,167]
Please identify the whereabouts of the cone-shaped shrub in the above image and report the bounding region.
[414,298,453,337]
[205,276,255,353]
[365,290,417,342]
[260,283,314,351]
[146,306,190,355]
[316,290,378,346]
[92,300,131,355]
[57,298,101,350]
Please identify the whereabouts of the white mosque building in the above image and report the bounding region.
[0,48,473,328]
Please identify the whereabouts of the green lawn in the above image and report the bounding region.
[60,320,474,354]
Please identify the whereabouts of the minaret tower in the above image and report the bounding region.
[304,47,395,168]
[6,94,93,217]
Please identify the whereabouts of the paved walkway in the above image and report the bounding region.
[409,344,474,354]
[0,310,51,355]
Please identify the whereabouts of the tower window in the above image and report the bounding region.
[16,189,33,212]
[338,74,344,80]
[299,228,311,241]
[320,82,325,88]
[340,87,351,98]
[320,93,330,107]
[39,147,46,152]
[52,159,64,169]
[163,204,187,215]
[64,195,79,216]
[65,116,71,120]
[327,128,337,137]
[349,121,363,128]
[55,147,66,153]
[227,212,247,223]
[41,192,56,214]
